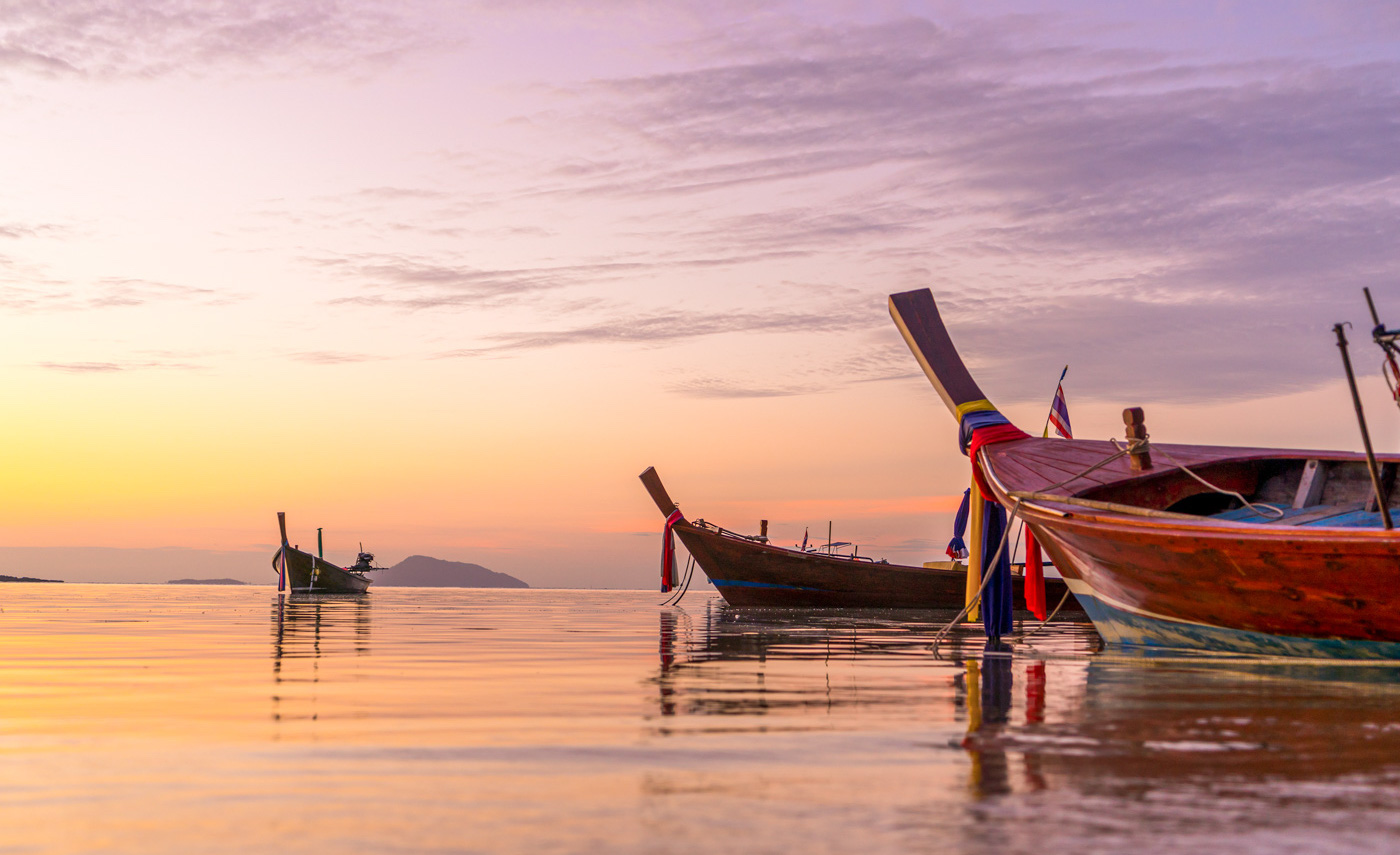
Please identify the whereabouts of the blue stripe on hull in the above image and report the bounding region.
[712,579,821,591]
[1077,592,1400,660]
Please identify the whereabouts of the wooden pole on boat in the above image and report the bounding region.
[1123,408,1152,470]
[277,512,289,593]
[965,474,984,623]
[639,467,680,516]
[1334,323,1393,530]
[317,528,323,559]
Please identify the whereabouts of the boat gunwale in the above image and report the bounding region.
[980,447,1400,540]
[675,519,961,574]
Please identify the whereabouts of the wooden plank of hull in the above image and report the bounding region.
[674,522,1077,612]
[272,547,372,594]
[1017,503,1400,646]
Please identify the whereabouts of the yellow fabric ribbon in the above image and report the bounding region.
[955,399,996,422]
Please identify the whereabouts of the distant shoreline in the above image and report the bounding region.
[0,575,62,583]
[167,578,248,585]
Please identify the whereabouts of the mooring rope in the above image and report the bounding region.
[929,497,1022,649]
[660,554,698,607]
[1018,588,1073,640]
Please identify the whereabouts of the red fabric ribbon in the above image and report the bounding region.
[966,422,1030,500]
[661,509,684,592]
[1023,526,1046,620]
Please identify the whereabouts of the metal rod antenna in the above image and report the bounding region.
[1366,287,1383,328]
[1335,322,1393,530]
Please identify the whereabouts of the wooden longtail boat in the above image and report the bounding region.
[271,512,377,594]
[890,287,1400,658]
[639,467,1079,611]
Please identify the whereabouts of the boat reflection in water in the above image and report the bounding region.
[651,599,1093,724]
[270,593,373,724]
[653,597,1400,825]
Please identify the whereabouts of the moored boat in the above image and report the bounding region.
[272,512,378,594]
[890,287,1400,658]
[639,467,1079,612]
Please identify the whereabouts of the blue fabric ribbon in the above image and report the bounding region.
[946,488,970,559]
[980,500,1014,639]
[959,409,1013,455]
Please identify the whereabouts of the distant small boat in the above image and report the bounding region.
[272,512,378,594]
[639,467,1079,611]
[890,286,1400,658]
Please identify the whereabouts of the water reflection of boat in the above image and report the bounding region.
[271,512,379,594]
[891,287,1400,658]
[271,593,372,660]
[650,599,1098,719]
[270,594,372,726]
[640,467,1079,612]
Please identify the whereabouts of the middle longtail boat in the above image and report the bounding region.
[639,467,1080,612]
[271,512,379,594]
[889,287,1400,658]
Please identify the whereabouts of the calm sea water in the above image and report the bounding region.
[3,584,1400,854]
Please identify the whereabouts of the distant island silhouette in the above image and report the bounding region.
[168,578,247,585]
[375,555,529,588]
[0,574,62,583]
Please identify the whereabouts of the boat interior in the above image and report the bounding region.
[1078,456,1400,527]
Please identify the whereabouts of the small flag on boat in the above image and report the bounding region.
[1044,367,1072,439]
[801,527,809,551]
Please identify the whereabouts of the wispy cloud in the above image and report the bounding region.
[435,301,882,358]
[0,221,64,239]
[38,357,203,373]
[318,254,633,310]
[290,350,382,365]
[539,17,1400,402]
[0,1,420,81]
[0,278,236,312]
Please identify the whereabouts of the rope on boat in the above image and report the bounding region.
[1119,438,1286,520]
[929,498,1021,649]
[660,554,698,607]
[1021,434,1284,521]
[1018,588,1073,640]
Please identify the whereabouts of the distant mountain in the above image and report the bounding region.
[168,578,247,585]
[0,575,61,583]
[375,555,528,588]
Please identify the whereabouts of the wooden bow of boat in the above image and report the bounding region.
[889,287,1400,657]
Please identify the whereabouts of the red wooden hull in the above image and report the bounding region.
[888,287,1400,656]
[979,438,1400,653]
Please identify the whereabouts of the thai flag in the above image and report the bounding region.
[1047,382,1072,439]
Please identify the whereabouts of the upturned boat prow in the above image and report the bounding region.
[890,287,1400,659]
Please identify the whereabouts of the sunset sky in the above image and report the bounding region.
[3,1,1400,586]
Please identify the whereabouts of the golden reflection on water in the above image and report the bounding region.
[2,584,1400,853]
